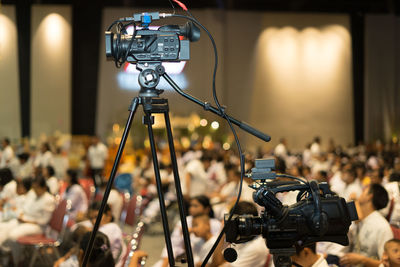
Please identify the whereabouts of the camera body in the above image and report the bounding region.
[105,28,190,63]
[226,191,357,248]
[105,12,199,64]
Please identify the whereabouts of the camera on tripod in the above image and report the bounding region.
[105,12,200,63]
[225,159,358,267]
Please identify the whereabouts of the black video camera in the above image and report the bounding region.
[105,12,200,63]
[225,159,358,267]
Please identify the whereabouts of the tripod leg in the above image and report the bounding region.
[164,110,195,267]
[143,110,176,267]
[82,97,140,267]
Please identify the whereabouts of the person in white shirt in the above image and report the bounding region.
[16,153,33,180]
[34,142,54,168]
[157,195,222,267]
[184,153,212,197]
[339,167,363,201]
[340,184,393,267]
[88,202,126,267]
[292,243,329,267]
[1,178,32,222]
[62,169,88,221]
[310,136,322,158]
[43,165,60,195]
[0,168,16,202]
[0,138,14,168]
[87,136,108,188]
[380,172,400,224]
[274,138,288,160]
[190,214,218,266]
[0,176,55,263]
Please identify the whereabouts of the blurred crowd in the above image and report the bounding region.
[0,134,400,267]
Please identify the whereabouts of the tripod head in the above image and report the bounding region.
[136,61,165,98]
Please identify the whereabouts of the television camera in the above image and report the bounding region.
[225,158,358,267]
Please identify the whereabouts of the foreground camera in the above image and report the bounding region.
[225,159,358,267]
[105,12,200,63]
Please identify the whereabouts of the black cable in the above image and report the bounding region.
[170,13,249,267]
[276,174,310,185]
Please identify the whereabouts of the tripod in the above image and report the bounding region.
[83,62,193,267]
[82,61,271,267]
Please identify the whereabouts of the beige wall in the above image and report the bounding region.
[226,12,353,151]
[0,5,21,139]
[97,9,354,151]
[31,5,71,138]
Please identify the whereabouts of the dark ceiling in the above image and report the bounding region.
[3,0,400,14]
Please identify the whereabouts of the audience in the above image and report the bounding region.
[1,134,400,267]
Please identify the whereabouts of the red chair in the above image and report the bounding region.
[79,178,95,202]
[17,199,70,267]
[123,195,149,227]
[391,225,400,239]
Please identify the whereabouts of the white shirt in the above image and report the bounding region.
[207,161,227,186]
[22,190,56,226]
[185,159,210,197]
[329,171,346,196]
[355,210,393,259]
[381,182,400,224]
[47,176,60,195]
[62,184,88,220]
[107,189,123,221]
[311,143,321,157]
[161,215,222,259]
[274,143,288,159]
[340,180,363,201]
[0,146,14,168]
[88,143,108,169]
[0,180,17,201]
[311,254,329,267]
[228,236,268,267]
[193,235,217,265]
[34,150,54,167]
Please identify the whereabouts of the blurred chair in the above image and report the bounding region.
[122,220,147,267]
[78,178,95,203]
[17,199,71,267]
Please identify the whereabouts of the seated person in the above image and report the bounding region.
[157,195,222,267]
[340,184,393,267]
[0,176,55,264]
[380,239,400,267]
[55,231,115,267]
[191,214,218,266]
[0,168,17,203]
[61,169,88,221]
[1,178,32,222]
[292,243,329,267]
[88,202,126,267]
[43,165,59,195]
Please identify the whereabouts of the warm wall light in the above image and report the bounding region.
[259,24,350,91]
[0,14,14,58]
[44,13,64,44]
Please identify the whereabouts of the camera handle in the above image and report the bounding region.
[309,181,328,236]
